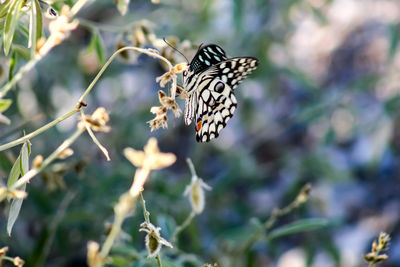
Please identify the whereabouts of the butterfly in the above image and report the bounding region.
[182,44,258,142]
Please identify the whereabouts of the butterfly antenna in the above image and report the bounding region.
[163,38,189,63]
[197,43,204,52]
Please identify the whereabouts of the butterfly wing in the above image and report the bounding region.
[184,44,259,142]
[189,44,228,74]
[184,90,197,125]
[194,77,237,142]
[202,57,258,89]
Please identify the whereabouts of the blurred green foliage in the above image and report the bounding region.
[1,0,400,266]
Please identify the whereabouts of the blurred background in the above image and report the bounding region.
[1,0,400,266]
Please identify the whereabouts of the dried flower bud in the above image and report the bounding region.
[39,5,79,55]
[13,256,24,267]
[125,138,176,170]
[156,72,172,88]
[124,148,146,168]
[364,252,375,262]
[295,183,311,205]
[147,114,168,131]
[184,176,212,214]
[172,62,188,73]
[150,106,167,116]
[79,107,111,132]
[57,148,74,159]
[376,254,388,262]
[8,189,28,199]
[378,232,390,251]
[33,155,44,168]
[139,222,173,258]
[0,246,8,256]
[87,241,102,267]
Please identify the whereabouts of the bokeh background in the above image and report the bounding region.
[1,0,400,266]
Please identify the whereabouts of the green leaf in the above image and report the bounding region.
[20,140,30,175]
[116,0,130,16]
[7,155,21,189]
[28,0,42,58]
[7,140,31,189]
[6,140,31,236]
[0,98,12,112]
[88,31,105,65]
[267,218,337,240]
[0,0,12,18]
[8,50,16,81]
[3,0,24,56]
[13,44,31,60]
[7,183,26,236]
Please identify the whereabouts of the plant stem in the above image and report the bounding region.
[241,184,311,253]
[9,128,84,191]
[186,158,197,177]
[0,109,80,152]
[0,56,40,98]
[0,46,175,153]
[171,211,195,242]
[99,195,134,262]
[139,191,151,223]
[155,254,162,267]
[77,46,174,106]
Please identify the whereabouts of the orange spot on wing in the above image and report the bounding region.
[196,120,202,132]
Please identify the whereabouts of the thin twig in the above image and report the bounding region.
[0,109,80,152]
[171,211,196,242]
[79,110,110,161]
[241,184,311,253]
[155,254,162,267]
[139,191,151,223]
[77,46,175,106]
[186,158,197,177]
[8,128,85,191]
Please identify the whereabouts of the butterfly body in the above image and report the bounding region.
[182,44,258,142]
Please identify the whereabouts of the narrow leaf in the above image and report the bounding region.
[0,0,12,18]
[3,0,24,55]
[88,31,105,65]
[8,50,16,81]
[28,0,42,57]
[7,140,31,236]
[267,218,337,240]
[7,183,26,236]
[0,98,12,112]
[20,140,30,175]
[7,155,21,189]
[13,44,31,60]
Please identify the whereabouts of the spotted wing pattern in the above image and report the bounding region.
[189,44,227,74]
[182,44,259,142]
[194,77,237,142]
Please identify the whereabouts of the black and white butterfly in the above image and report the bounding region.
[182,44,258,142]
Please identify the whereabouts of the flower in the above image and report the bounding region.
[124,138,176,170]
[184,176,211,214]
[87,241,103,267]
[79,107,110,132]
[38,5,79,55]
[124,138,176,196]
[139,222,172,258]
[13,256,25,267]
